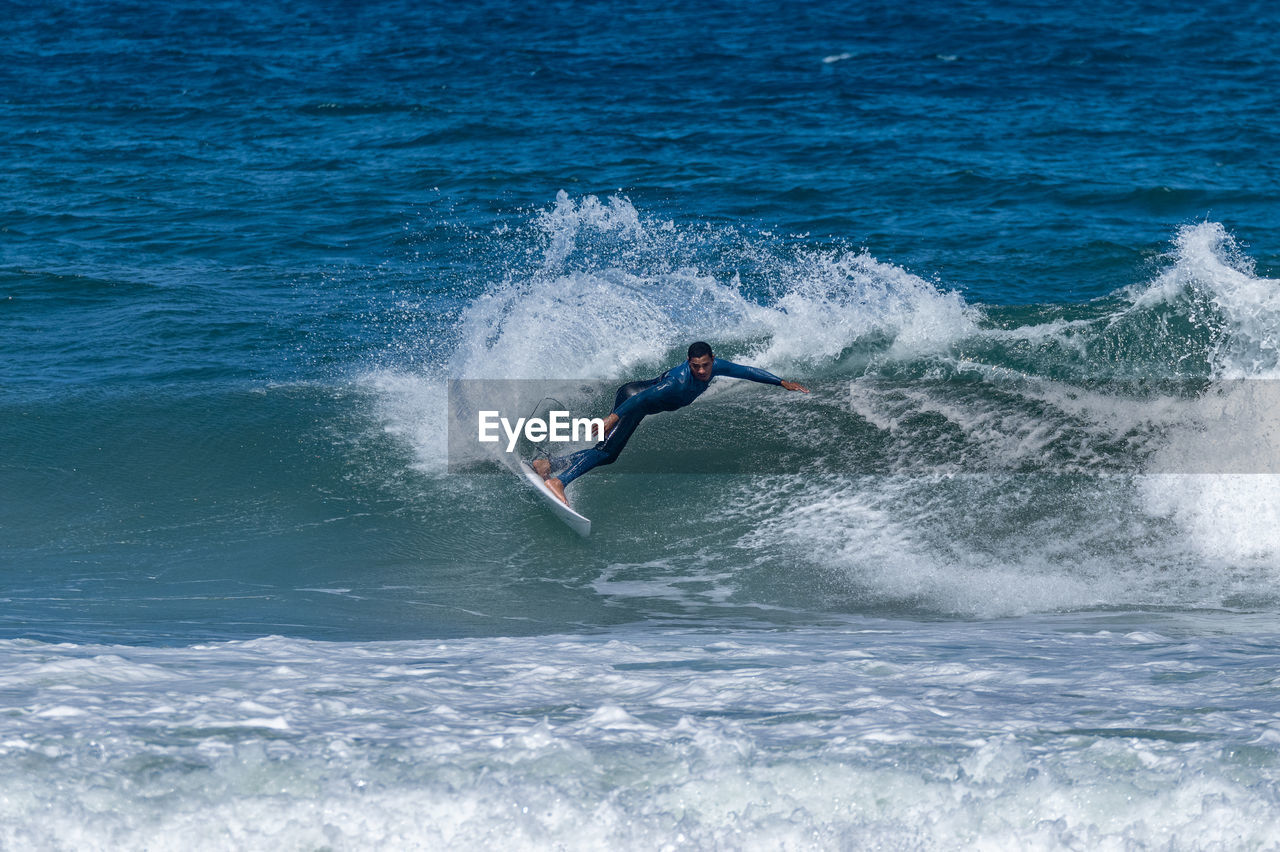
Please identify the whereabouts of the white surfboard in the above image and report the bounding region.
[518,461,591,537]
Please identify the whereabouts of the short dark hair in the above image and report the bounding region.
[687,341,713,360]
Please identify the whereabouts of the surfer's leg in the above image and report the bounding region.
[594,409,644,462]
[547,447,608,487]
[549,411,645,487]
[532,382,644,483]
[535,379,655,495]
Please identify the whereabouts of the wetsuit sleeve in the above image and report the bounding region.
[613,376,678,418]
[713,359,784,385]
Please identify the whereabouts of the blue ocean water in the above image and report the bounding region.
[4,0,1280,846]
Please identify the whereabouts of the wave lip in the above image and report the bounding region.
[373,192,979,474]
[447,191,978,381]
[1129,221,1280,380]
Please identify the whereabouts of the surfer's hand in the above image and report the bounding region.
[602,412,620,437]
[780,380,809,393]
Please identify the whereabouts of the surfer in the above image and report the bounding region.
[531,342,809,504]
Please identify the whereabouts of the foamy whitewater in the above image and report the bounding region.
[5,621,1280,849]
[5,0,1280,848]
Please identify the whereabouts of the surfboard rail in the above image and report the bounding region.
[517,461,592,536]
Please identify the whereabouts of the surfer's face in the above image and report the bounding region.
[688,354,714,382]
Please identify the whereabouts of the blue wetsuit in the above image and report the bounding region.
[547,358,784,487]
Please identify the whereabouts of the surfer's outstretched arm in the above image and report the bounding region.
[713,359,809,393]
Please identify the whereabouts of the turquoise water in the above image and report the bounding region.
[4,0,1280,847]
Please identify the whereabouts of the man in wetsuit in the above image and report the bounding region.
[531,341,809,504]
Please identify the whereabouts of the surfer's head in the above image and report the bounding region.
[687,341,714,381]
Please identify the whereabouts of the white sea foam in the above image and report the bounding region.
[3,625,1279,850]
[768,222,1280,607]
[752,246,978,369]
[1128,224,1280,561]
[731,474,1169,618]
[369,192,979,476]
[360,368,450,474]
[447,193,974,382]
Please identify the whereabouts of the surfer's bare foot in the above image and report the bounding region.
[544,477,568,505]
[531,458,551,478]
